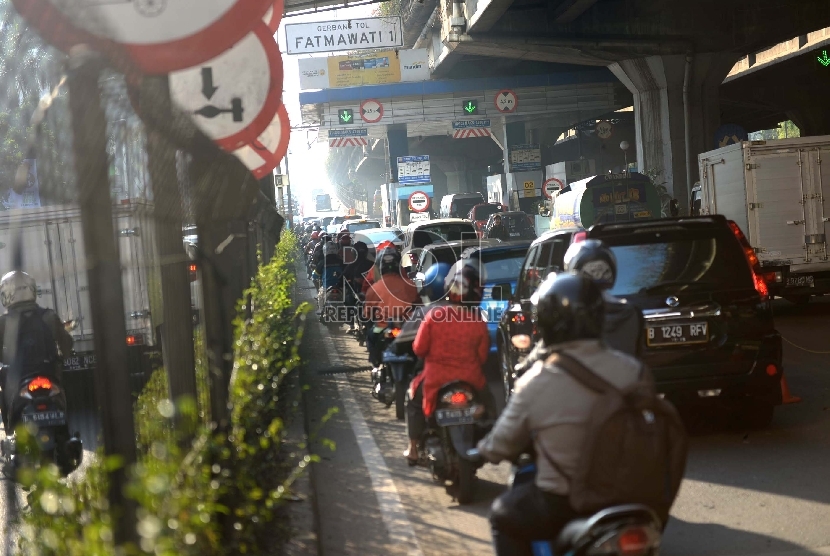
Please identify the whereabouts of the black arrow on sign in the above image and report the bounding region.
[201,67,218,100]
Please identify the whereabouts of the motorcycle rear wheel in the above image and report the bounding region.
[456,459,477,505]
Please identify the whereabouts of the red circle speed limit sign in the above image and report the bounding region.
[494,89,518,113]
[408,191,430,213]
[360,99,384,124]
[543,177,564,199]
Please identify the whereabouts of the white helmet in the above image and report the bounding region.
[0,271,37,308]
[323,241,339,257]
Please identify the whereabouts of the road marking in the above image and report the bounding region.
[319,324,424,556]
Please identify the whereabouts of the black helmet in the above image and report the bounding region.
[532,272,604,345]
[353,241,368,255]
[377,248,402,276]
[563,239,617,291]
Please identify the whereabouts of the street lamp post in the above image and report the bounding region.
[620,140,630,173]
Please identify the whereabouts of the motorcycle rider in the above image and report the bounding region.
[363,248,418,366]
[476,272,651,555]
[316,240,344,291]
[513,239,643,378]
[0,271,73,431]
[404,260,491,464]
[392,261,452,349]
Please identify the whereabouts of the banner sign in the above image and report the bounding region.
[329,128,368,137]
[285,16,402,55]
[452,120,491,129]
[509,144,542,172]
[299,48,429,90]
[397,155,430,185]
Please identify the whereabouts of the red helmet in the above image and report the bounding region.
[375,240,395,252]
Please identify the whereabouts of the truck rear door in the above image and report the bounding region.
[799,146,830,264]
[53,217,94,343]
[0,223,59,311]
[747,148,806,265]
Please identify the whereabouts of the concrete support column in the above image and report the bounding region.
[610,53,739,210]
[386,124,409,183]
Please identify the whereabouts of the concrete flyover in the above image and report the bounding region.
[408,0,830,209]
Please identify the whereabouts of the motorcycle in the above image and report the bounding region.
[418,381,490,504]
[472,451,663,555]
[371,323,401,407]
[1,369,83,477]
[382,339,419,421]
[317,269,345,326]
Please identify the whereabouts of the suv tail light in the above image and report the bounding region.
[728,221,769,299]
[572,231,587,244]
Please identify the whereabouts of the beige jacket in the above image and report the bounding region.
[476,339,649,495]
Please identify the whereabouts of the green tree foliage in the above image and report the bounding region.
[17,232,321,555]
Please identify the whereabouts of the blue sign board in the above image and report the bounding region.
[329,128,369,138]
[397,155,431,185]
[452,119,491,129]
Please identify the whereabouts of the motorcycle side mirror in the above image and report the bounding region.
[63,319,78,332]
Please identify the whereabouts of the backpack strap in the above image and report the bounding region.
[547,352,619,394]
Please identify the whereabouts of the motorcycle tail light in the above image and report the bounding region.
[126,334,145,346]
[28,376,52,392]
[441,389,473,405]
[618,527,650,556]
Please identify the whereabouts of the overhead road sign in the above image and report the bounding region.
[462,100,478,115]
[285,16,402,55]
[360,99,384,124]
[298,49,428,90]
[494,89,518,113]
[232,105,290,179]
[170,23,282,151]
[452,119,491,139]
[714,123,748,149]
[397,156,430,185]
[14,0,277,74]
[329,127,368,147]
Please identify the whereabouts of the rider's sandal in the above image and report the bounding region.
[403,450,418,467]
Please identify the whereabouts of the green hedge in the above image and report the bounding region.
[17,231,313,555]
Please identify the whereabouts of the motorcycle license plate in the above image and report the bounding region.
[435,407,476,426]
[646,322,708,347]
[21,410,66,427]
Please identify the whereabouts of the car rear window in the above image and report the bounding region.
[347,222,380,232]
[356,230,403,245]
[503,214,532,230]
[414,224,477,246]
[475,248,528,283]
[601,228,754,297]
[473,204,502,220]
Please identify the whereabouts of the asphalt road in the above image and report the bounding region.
[301,277,830,556]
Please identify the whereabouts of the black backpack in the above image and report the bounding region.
[538,352,688,525]
[10,307,58,377]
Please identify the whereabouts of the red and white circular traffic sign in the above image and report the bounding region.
[232,105,290,179]
[360,99,384,124]
[12,0,277,74]
[408,191,430,213]
[263,0,283,32]
[169,23,282,151]
[494,89,518,113]
[543,177,564,199]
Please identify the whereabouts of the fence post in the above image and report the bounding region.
[67,50,138,547]
[142,76,198,428]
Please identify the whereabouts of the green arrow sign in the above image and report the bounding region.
[462,100,478,115]
[338,109,354,124]
[819,50,830,67]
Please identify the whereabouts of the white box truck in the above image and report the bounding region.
[696,136,830,302]
[0,200,162,373]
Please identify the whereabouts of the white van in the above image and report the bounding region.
[439,193,485,219]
